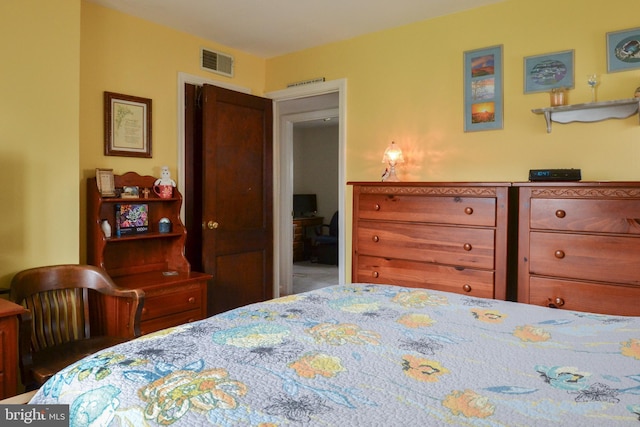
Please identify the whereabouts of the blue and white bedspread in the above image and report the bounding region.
[30,284,640,426]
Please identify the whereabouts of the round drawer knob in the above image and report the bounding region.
[142,307,148,314]
[555,209,566,219]
[372,271,379,278]
[464,207,473,215]
[463,243,472,251]
[372,235,380,242]
[374,204,381,211]
[462,284,472,292]
[549,297,565,308]
[188,297,196,304]
[554,250,565,259]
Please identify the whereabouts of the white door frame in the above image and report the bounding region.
[267,79,347,296]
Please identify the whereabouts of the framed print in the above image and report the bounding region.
[464,45,503,132]
[95,168,116,197]
[606,27,640,73]
[104,92,152,158]
[524,50,574,93]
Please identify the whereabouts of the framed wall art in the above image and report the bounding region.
[104,92,152,158]
[463,45,503,132]
[524,50,574,93]
[606,27,640,73]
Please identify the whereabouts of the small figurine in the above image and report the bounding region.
[154,166,176,187]
[142,188,150,199]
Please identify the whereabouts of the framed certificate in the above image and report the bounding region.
[104,92,152,158]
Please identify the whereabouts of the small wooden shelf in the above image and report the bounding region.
[532,98,640,133]
[104,231,183,242]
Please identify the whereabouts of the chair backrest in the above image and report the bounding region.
[329,211,338,237]
[10,264,143,352]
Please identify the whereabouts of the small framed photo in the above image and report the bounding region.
[463,45,503,132]
[606,27,640,73]
[120,186,140,199]
[104,92,152,158]
[95,168,116,197]
[524,50,574,93]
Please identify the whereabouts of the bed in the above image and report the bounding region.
[29,284,640,426]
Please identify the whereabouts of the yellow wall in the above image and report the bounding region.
[266,0,640,183]
[0,0,81,288]
[2,0,640,288]
[78,1,266,260]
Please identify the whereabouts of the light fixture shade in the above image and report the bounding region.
[382,141,404,182]
[382,141,404,164]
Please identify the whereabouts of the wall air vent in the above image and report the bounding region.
[201,48,234,77]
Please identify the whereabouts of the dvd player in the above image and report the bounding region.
[529,168,581,182]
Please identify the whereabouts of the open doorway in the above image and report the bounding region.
[267,79,347,297]
[291,116,339,294]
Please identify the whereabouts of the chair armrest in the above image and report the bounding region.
[116,288,145,338]
[314,224,331,236]
[100,286,145,338]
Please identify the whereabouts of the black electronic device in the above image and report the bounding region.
[528,168,581,182]
[293,194,317,217]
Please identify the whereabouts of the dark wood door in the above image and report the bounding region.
[196,84,273,315]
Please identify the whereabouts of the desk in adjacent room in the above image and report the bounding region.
[293,216,323,261]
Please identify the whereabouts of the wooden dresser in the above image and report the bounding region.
[515,182,640,315]
[87,172,211,337]
[0,298,28,399]
[350,182,510,300]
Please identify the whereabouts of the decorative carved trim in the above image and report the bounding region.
[357,186,497,197]
[531,187,640,199]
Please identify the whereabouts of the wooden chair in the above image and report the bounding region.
[10,264,144,390]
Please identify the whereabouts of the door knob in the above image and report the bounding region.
[207,221,219,229]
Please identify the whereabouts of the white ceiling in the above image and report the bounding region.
[88,0,504,58]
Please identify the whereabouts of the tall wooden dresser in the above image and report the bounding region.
[515,182,640,315]
[350,182,510,300]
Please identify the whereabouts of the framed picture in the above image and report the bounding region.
[463,45,503,132]
[606,27,640,73]
[104,92,152,158]
[524,50,574,93]
[95,168,116,197]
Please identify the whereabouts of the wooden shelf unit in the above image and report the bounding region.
[87,171,210,337]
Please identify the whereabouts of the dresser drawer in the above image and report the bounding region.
[141,286,203,321]
[529,232,640,285]
[357,194,496,226]
[356,255,495,298]
[529,276,640,316]
[140,309,202,335]
[357,221,495,269]
[530,198,640,234]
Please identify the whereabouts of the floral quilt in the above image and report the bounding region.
[30,284,640,426]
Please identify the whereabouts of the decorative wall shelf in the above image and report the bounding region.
[532,98,640,133]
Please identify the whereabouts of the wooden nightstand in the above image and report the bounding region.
[0,298,29,399]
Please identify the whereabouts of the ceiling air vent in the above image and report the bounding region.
[201,48,234,77]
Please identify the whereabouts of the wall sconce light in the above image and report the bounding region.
[382,141,404,182]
